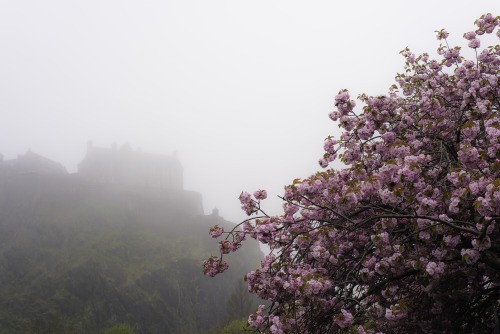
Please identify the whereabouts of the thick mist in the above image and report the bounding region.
[0,1,497,223]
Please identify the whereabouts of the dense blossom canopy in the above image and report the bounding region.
[204,14,500,333]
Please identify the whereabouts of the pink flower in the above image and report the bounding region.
[385,304,405,321]
[468,39,481,48]
[335,309,353,329]
[461,249,480,264]
[239,191,252,204]
[464,31,477,40]
[203,256,229,277]
[472,236,491,251]
[254,189,268,200]
[426,261,445,277]
[457,145,479,169]
[375,260,389,275]
[209,225,224,238]
[436,29,449,40]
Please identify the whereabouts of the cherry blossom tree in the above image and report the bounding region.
[205,14,500,333]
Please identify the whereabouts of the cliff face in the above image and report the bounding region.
[0,149,262,334]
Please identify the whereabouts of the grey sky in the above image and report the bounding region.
[0,1,498,223]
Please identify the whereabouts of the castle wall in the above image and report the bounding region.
[0,150,67,176]
[78,144,183,190]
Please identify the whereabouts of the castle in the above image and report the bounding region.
[0,150,67,176]
[0,144,203,216]
[0,143,183,190]
[78,143,183,190]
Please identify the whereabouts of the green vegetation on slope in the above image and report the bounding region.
[0,180,262,334]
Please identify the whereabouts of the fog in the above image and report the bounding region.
[0,1,497,224]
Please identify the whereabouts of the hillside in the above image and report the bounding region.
[0,149,262,333]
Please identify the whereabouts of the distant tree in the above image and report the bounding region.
[205,14,500,333]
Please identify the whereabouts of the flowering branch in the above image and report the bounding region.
[205,13,500,334]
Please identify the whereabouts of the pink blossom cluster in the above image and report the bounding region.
[239,191,257,215]
[239,190,269,216]
[254,189,268,200]
[474,13,500,37]
[335,309,353,328]
[206,14,500,333]
[209,224,224,238]
[202,256,228,277]
[218,231,246,254]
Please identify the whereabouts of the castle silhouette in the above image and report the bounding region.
[1,143,183,190]
[0,144,204,217]
[79,143,183,190]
